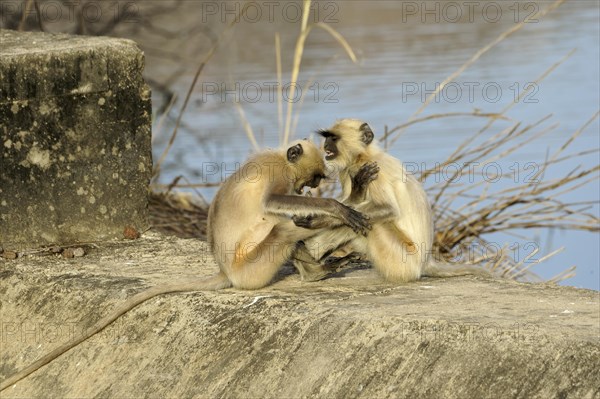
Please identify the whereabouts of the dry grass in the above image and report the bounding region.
[149,190,210,240]
[280,0,357,147]
[424,112,599,282]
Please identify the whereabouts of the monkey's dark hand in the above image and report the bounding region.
[339,204,371,236]
[349,162,379,203]
[293,214,335,229]
[353,162,379,188]
[293,214,316,229]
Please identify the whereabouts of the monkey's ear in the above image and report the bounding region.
[287,143,303,163]
[360,123,374,145]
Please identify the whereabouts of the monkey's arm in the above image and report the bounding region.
[364,205,396,223]
[292,214,339,230]
[265,194,370,235]
[292,163,380,230]
[293,205,395,231]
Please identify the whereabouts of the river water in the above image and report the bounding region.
[135,1,599,289]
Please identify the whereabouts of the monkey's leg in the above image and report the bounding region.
[302,226,360,261]
[323,252,363,272]
[229,221,330,289]
[292,242,330,282]
[292,226,367,281]
[366,223,422,283]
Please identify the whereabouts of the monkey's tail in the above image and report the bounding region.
[0,272,231,392]
[422,261,492,278]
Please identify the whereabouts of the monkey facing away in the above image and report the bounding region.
[207,138,371,289]
[0,139,371,391]
[293,119,489,282]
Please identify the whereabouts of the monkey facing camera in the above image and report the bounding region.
[293,119,490,283]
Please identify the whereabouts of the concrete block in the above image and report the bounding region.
[0,29,152,249]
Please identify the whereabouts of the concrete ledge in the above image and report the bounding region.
[0,30,152,249]
[0,233,598,398]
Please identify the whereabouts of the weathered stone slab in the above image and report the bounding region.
[0,29,151,249]
[0,233,598,398]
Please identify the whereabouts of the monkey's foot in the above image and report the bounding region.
[295,254,360,282]
[323,252,362,274]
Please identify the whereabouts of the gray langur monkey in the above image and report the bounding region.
[292,119,489,283]
[0,139,371,391]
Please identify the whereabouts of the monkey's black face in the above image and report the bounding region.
[317,130,340,160]
[295,173,325,194]
[307,173,325,188]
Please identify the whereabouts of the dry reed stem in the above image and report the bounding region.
[291,74,319,136]
[153,2,253,178]
[275,33,284,143]
[389,0,567,145]
[544,110,600,169]
[281,0,358,145]
[476,49,576,139]
[548,266,577,284]
[282,0,312,146]
[151,94,178,145]
[292,54,343,135]
[379,112,510,142]
[233,91,260,152]
[18,0,34,31]
[311,22,358,63]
